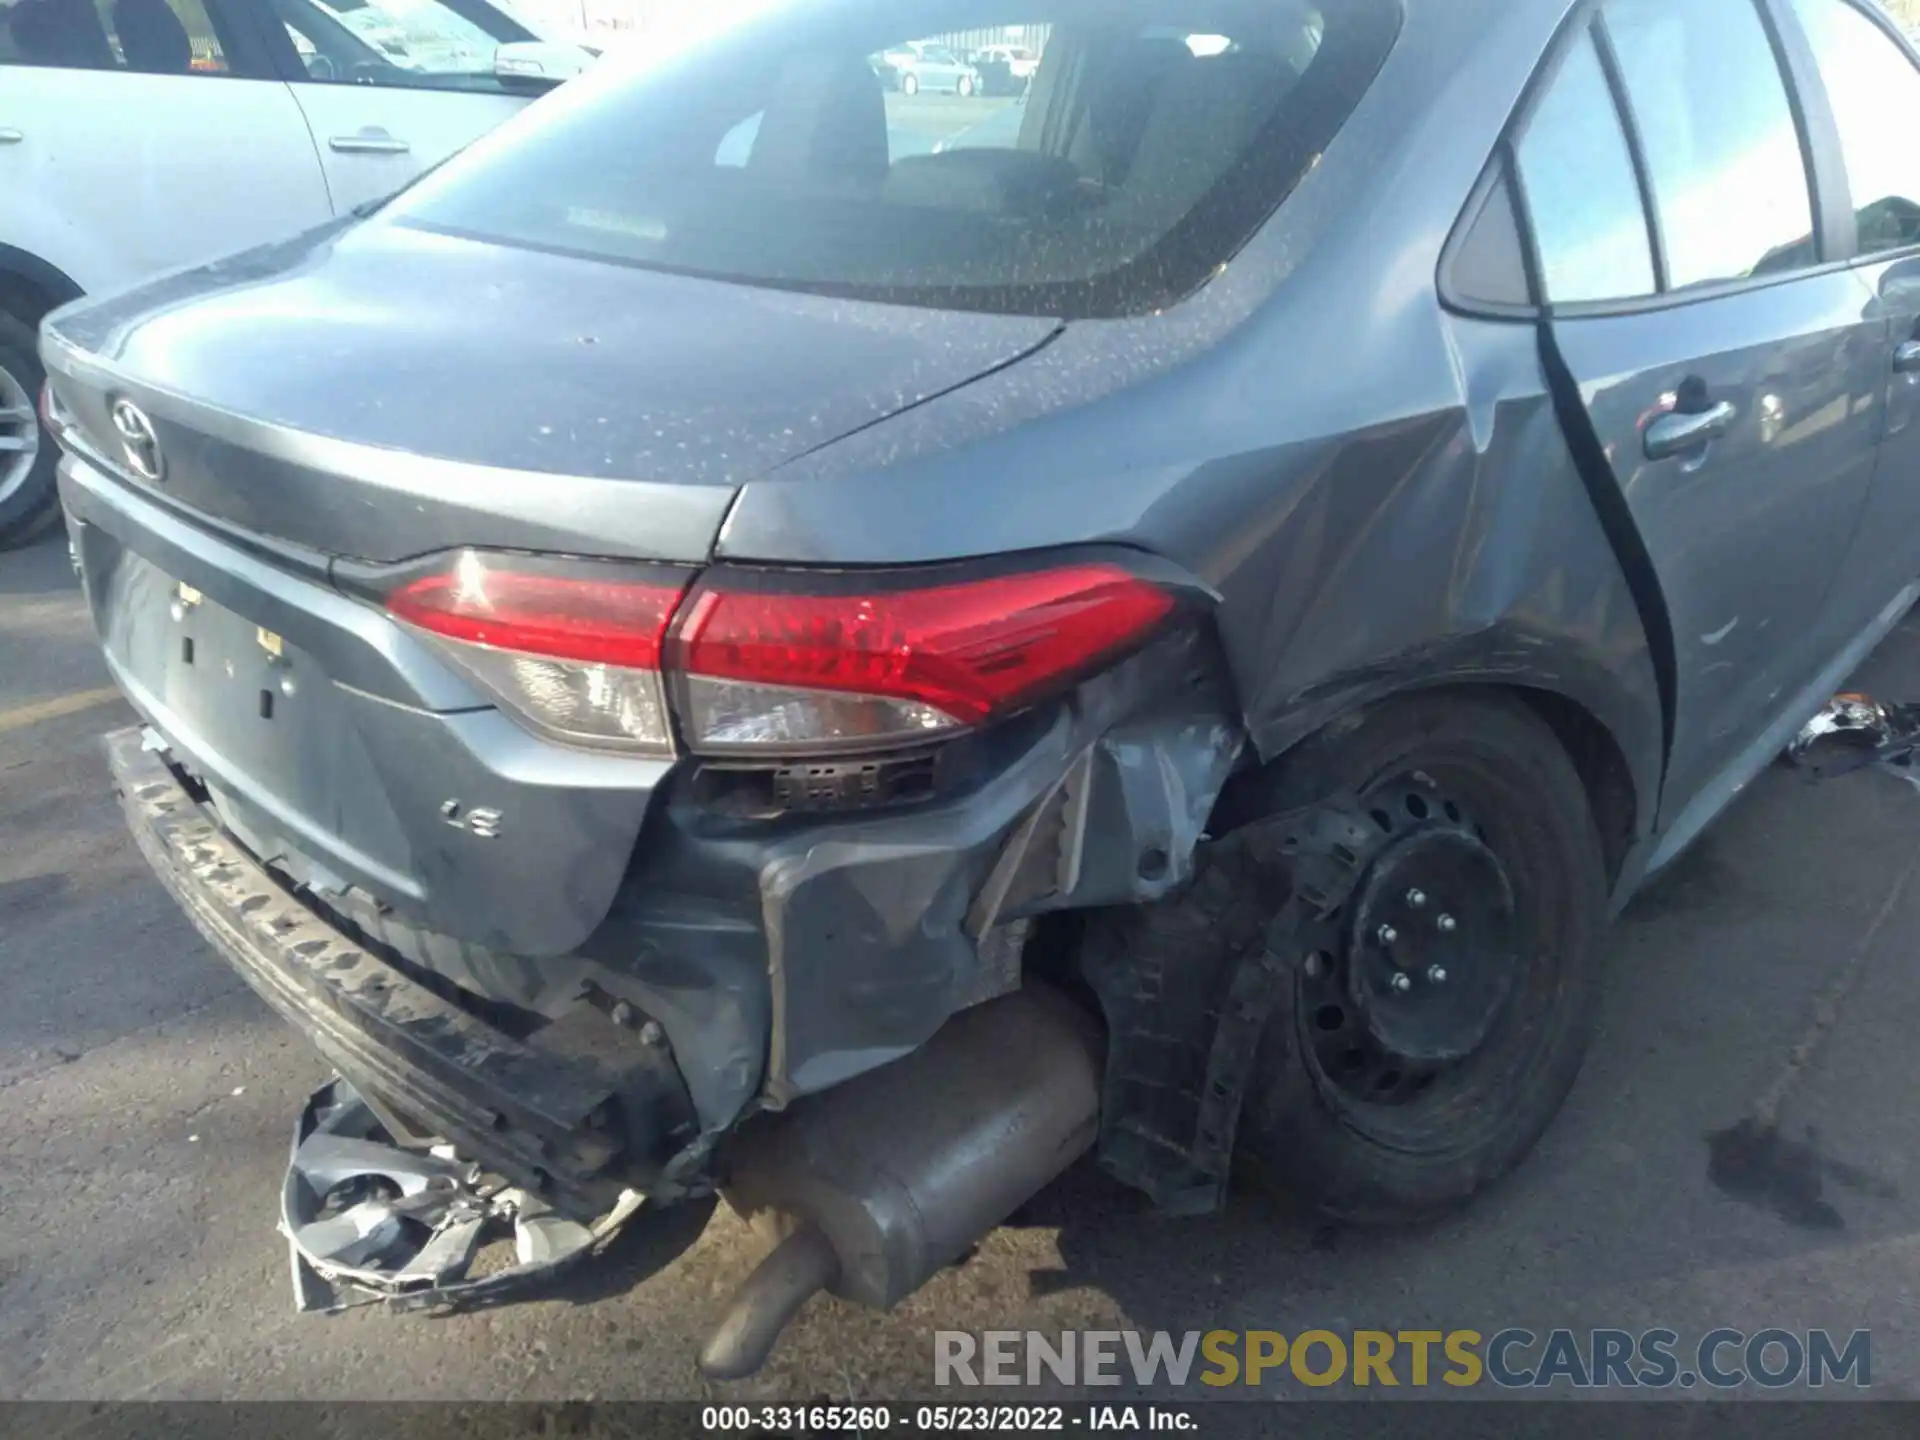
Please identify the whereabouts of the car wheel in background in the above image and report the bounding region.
[901,72,920,95]
[0,309,59,551]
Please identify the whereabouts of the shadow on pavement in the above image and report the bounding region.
[0,529,74,598]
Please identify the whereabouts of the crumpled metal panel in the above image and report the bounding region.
[579,629,1247,1123]
[1067,717,1246,908]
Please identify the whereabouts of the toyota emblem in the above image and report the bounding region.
[110,398,164,482]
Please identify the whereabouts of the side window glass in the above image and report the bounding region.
[272,0,519,92]
[1449,168,1533,309]
[1516,31,1656,304]
[1789,0,1920,255]
[1603,0,1816,288]
[2,0,226,73]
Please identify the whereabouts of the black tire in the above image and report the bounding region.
[1088,691,1607,1225]
[0,308,59,550]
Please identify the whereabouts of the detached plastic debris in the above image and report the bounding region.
[281,1077,643,1314]
[1785,692,1920,787]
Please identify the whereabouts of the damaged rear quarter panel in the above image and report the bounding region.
[713,0,1659,844]
[725,311,1661,865]
[581,634,1242,1121]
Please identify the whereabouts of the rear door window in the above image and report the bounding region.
[268,0,530,91]
[1514,30,1655,304]
[1601,0,1817,288]
[1787,0,1920,256]
[2,0,233,72]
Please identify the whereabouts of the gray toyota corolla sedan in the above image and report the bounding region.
[37,0,1920,1374]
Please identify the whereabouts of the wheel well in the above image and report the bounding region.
[0,252,82,328]
[1510,686,1637,886]
[0,272,53,326]
[1212,683,1640,887]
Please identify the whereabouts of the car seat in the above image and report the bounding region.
[10,0,114,67]
[1121,51,1294,221]
[112,0,193,74]
[749,51,890,191]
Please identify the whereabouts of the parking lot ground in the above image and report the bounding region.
[886,92,1018,154]
[9,524,1920,1401]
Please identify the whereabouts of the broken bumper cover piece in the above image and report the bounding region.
[106,725,637,1219]
[1787,691,1920,785]
[283,1077,642,1312]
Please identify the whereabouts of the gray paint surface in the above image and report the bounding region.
[35,0,1920,1140]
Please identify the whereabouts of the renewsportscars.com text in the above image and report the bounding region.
[934,1328,1871,1390]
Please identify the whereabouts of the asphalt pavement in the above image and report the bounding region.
[7,525,1920,1403]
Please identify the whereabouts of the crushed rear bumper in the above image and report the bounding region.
[106,726,645,1218]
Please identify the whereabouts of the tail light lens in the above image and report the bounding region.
[671,565,1175,753]
[38,379,66,436]
[387,551,687,754]
[387,552,1175,757]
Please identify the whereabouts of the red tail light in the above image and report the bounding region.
[388,560,684,670]
[386,552,1175,757]
[38,379,64,435]
[671,565,1175,751]
[387,552,687,753]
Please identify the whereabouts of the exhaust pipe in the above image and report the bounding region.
[699,985,1103,1380]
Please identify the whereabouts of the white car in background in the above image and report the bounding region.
[0,0,594,546]
[970,41,1039,92]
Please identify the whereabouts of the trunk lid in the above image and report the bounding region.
[42,221,1062,563]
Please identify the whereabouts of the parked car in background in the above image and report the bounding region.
[970,40,1038,93]
[876,39,979,94]
[0,0,593,547]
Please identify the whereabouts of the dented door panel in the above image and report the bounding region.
[1546,274,1887,822]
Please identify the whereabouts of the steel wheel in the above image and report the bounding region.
[1296,776,1534,1129]
[1234,692,1608,1222]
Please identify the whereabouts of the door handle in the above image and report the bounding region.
[0,129,23,145]
[1895,340,1920,374]
[1645,401,1737,460]
[329,131,410,155]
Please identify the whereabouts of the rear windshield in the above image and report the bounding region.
[384,0,1400,319]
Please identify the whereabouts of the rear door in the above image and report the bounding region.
[1778,0,1920,626]
[0,0,330,294]
[251,0,530,213]
[1514,0,1886,818]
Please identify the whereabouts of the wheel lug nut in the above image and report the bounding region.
[1391,973,1412,994]
[1406,889,1427,908]
[1437,914,1457,933]
[1377,924,1398,945]
[1427,965,1448,985]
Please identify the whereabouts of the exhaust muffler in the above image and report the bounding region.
[699,985,1103,1379]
